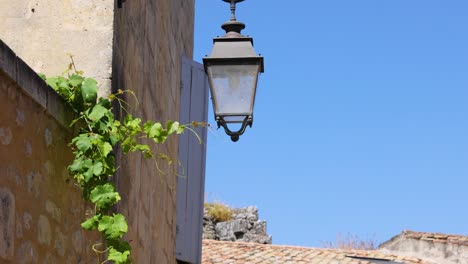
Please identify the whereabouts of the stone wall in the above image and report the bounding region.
[203,206,272,244]
[0,41,100,263]
[112,1,195,263]
[0,0,114,96]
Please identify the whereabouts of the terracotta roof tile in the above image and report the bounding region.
[202,240,430,264]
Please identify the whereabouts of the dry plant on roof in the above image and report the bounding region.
[321,233,376,250]
[204,202,233,222]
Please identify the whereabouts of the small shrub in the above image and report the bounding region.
[205,202,233,222]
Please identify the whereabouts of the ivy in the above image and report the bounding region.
[41,59,204,263]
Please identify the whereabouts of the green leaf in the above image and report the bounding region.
[58,80,69,90]
[96,120,108,134]
[82,78,98,105]
[133,144,153,158]
[83,168,94,182]
[90,184,121,209]
[69,74,83,86]
[167,120,185,134]
[98,214,128,240]
[166,120,180,135]
[110,240,131,252]
[38,73,47,80]
[125,116,142,134]
[69,157,84,173]
[98,97,112,108]
[124,114,133,123]
[88,105,108,122]
[69,116,83,127]
[121,137,136,154]
[45,77,58,91]
[104,155,116,175]
[81,214,101,230]
[176,125,185,134]
[113,120,121,127]
[81,159,94,182]
[100,142,113,157]
[143,121,154,134]
[109,134,119,146]
[144,122,168,143]
[143,151,153,159]
[83,159,93,168]
[72,134,92,152]
[108,247,130,264]
[134,144,150,152]
[149,123,163,138]
[93,161,103,176]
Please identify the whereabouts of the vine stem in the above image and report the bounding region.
[83,115,94,132]
[70,55,78,72]
[92,243,110,254]
[184,126,203,144]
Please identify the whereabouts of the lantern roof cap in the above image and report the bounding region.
[209,37,256,58]
[204,37,264,73]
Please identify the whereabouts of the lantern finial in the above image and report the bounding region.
[221,0,246,35]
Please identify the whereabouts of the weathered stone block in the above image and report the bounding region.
[0,127,13,145]
[233,206,258,222]
[203,220,216,240]
[216,219,249,241]
[16,240,37,264]
[242,233,273,244]
[37,215,51,246]
[252,221,267,235]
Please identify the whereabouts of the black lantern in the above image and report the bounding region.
[203,0,264,142]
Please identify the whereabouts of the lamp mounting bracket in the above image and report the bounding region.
[222,0,245,20]
[221,0,247,35]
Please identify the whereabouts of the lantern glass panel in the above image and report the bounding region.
[207,64,259,121]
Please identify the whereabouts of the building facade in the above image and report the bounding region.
[0,1,207,263]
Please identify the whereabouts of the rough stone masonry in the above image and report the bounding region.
[203,206,272,244]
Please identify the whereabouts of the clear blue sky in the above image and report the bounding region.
[194,0,468,247]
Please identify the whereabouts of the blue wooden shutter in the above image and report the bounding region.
[176,57,209,264]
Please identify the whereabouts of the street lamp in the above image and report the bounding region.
[203,0,264,142]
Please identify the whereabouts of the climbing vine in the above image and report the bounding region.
[40,60,202,263]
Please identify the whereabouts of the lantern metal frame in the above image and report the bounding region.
[203,0,264,142]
